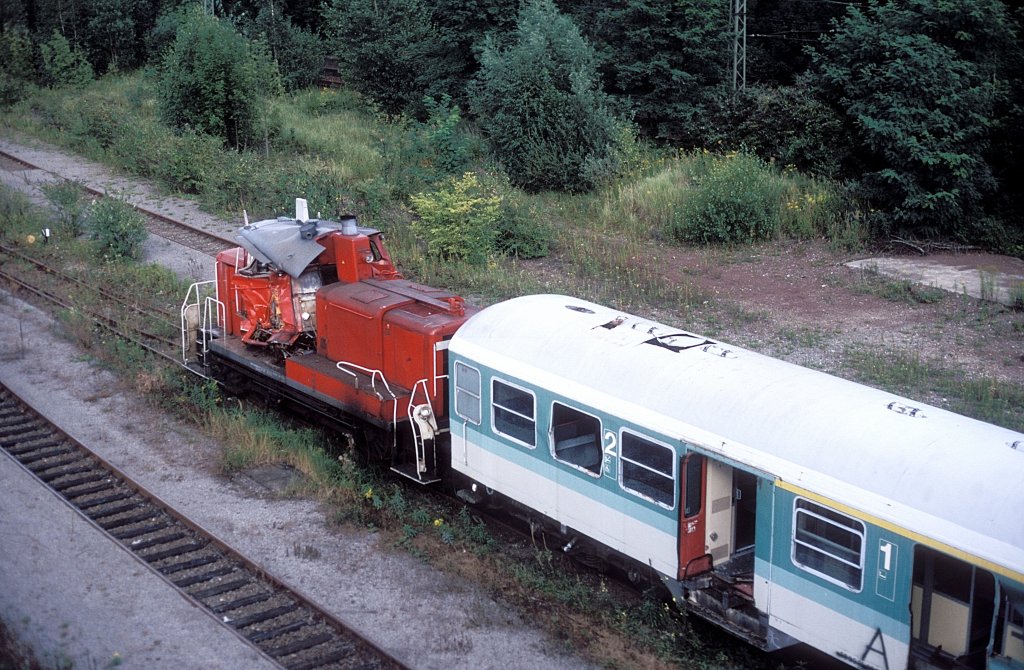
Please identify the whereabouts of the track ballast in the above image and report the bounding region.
[0,383,408,670]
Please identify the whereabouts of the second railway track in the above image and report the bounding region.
[0,147,234,258]
[0,383,408,670]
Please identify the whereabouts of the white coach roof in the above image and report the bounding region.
[449,294,1024,579]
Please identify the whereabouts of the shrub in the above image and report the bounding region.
[422,95,469,176]
[409,172,501,264]
[156,129,226,195]
[481,173,550,259]
[469,0,626,193]
[87,197,147,261]
[668,152,785,245]
[39,30,94,90]
[714,84,847,178]
[157,8,281,149]
[68,92,126,150]
[42,181,87,238]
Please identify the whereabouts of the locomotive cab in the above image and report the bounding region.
[215,202,402,349]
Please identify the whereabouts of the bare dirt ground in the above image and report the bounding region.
[653,240,1024,388]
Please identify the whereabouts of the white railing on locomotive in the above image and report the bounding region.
[334,360,397,401]
[333,359,448,478]
[180,280,224,364]
[334,360,401,450]
[408,378,441,476]
[406,338,455,474]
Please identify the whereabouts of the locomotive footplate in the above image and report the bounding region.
[208,338,402,431]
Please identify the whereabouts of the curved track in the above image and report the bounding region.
[0,383,409,670]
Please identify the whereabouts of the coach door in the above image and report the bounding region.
[677,452,708,579]
[910,546,995,669]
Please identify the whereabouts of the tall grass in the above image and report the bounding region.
[270,89,388,182]
[605,150,849,246]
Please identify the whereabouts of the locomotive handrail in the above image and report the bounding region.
[407,379,437,480]
[202,295,226,353]
[334,361,395,400]
[335,361,400,451]
[409,378,434,418]
[181,280,222,363]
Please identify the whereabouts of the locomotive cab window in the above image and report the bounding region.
[491,379,536,447]
[550,403,602,476]
[791,498,865,591]
[453,362,481,424]
[620,431,675,508]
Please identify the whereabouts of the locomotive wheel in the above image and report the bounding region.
[212,362,249,397]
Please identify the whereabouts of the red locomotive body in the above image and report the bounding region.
[186,202,474,481]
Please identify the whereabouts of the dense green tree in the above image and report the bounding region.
[713,83,845,177]
[429,0,517,93]
[565,0,730,145]
[469,0,625,192]
[240,3,324,92]
[147,3,192,62]
[322,0,462,116]
[742,0,847,85]
[39,29,93,88]
[82,0,139,71]
[157,7,281,149]
[0,0,29,29]
[0,25,36,102]
[807,0,1017,238]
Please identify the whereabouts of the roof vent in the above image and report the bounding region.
[294,198,309,222]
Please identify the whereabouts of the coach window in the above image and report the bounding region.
[683,453,703,517]
[492,379,536,447]
[620,431,675,508]
[550,403,602,475]
[453,362,481,424]
[792,498,865,591]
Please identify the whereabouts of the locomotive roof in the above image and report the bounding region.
[236,216,379,278]
[449,294,1024,580]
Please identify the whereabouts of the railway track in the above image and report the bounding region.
[0,147,233,257]
[0,243,183,363]
[0,383,408,670]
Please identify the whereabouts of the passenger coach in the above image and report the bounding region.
[446,294,1024,670]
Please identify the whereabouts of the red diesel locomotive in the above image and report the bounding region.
[182,200,475,481]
